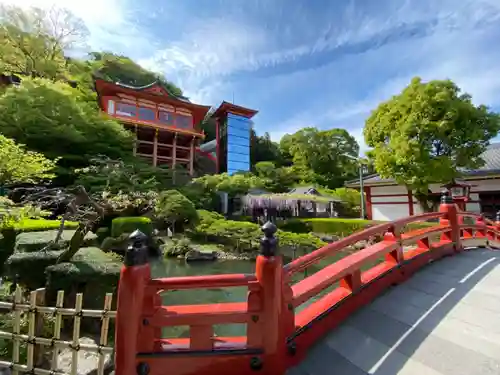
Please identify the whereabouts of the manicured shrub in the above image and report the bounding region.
[14,230,97,253]
[279,218,436,237]
[154,190,199,232]
[13,219,79,232]
[111,216,153,238]
[4,250,62,289]
[191,213,325,254]
[162,238,192,257]
[45,247,122,310]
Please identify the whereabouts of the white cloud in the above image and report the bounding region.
[266,0,500,151]
[0,0,151,56]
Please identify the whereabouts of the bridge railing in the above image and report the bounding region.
[114,192,500,375]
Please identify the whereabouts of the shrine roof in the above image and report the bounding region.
[212,101,258,119]
[345,143,500,188]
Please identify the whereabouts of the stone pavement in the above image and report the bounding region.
[288,248,500,375]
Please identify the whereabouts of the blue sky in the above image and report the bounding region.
[4,0,500,152]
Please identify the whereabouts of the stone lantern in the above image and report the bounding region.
[441,178,473,211]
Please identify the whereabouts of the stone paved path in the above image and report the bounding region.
[288,248,500,375]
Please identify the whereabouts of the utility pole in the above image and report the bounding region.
[359,162,365,220]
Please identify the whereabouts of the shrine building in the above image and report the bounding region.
[94,79,258,176]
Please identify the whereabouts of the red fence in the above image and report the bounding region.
[114,196,500,375]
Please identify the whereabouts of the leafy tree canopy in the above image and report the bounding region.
[279,127,359,188]
[0,5,87,80]
[364,77,500,198]
[88,52,183,97]
[0,78,134,182]
[0,135,58,185]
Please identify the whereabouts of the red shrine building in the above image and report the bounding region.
[94,79,210,174]
[94,79,258,176]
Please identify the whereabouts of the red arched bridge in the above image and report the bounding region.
[114,194,500,375]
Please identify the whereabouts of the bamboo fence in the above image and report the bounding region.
[0,288,116,375]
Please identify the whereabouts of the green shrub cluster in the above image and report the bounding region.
[191,210,325,254]
[111,216,153,237]
[279,218,436,237]
[162,238,192,257]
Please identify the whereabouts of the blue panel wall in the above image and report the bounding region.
[226,113,251,175]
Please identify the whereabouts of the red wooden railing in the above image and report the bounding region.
[114,195,500,375]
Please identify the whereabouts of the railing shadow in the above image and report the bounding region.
[296,246,500,374]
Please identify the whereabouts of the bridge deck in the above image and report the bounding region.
[288,248,500,375]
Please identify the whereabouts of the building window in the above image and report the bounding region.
[176,114,192,129]
[116,103,137,117]
[159,111,174,125]
[107,100,115,115]
[138,107,155,121]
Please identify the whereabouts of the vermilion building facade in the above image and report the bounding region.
[94,79,257,176]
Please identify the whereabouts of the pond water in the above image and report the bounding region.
[150,248,381,338]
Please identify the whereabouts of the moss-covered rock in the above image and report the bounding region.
[14,230,98,253]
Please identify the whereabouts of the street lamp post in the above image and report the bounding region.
[344,153,366,220]
[359,163,365,219]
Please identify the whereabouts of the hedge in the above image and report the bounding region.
[12,219,79,232]
[278,218,436,237]
[111,216,153,238]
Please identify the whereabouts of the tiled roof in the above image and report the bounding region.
[346,143,500,187]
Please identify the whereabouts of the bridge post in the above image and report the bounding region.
[254,221,288,374]
[439,190,461,252]
[114,230,151,375]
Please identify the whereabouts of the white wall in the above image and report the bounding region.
[370,185,410,221]
[370,177,500,220]
[372,204,410,221]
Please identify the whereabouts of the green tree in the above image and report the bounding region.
[0,78,134,183]
[0,5,88,79]
[0,135,57,185]
[89,52,183,97]
[154,190,198,232]
[364,77,500,210]
[254,161,299,192]
[279,127,359,188]
[251,130,282,166]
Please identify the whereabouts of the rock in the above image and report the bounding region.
[57,337,112,375]
[185,249,218,262]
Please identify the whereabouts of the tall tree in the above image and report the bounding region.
[89,52,183,96]
[251,130,282,166]
[364,77,500,210]
[0,78,134,184]
[279,127,359,188]
[0,5,88,79]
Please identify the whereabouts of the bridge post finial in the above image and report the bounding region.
[260,221,278,257]
[124,229,150,266]
[115,229,152,375]
[441,189,453,204]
